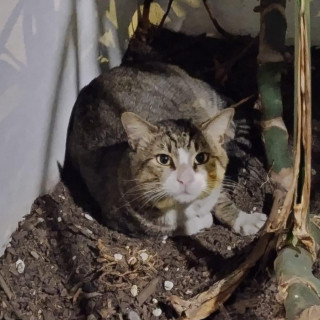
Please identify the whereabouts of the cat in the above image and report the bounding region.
[64,62,266,237]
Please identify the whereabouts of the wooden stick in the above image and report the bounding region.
[0,273,13,300]
[202,0,235,40]
[158,0,173,29]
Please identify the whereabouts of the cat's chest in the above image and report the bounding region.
[159,187,221,229]
[182,187,221,219]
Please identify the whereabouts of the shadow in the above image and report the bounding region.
[172,233,254,277]
[39,0,80,192]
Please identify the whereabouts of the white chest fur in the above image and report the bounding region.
[158,187,221,235]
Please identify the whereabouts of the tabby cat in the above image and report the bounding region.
[65,62,266,236]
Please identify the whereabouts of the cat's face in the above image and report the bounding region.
[121,109,234,209]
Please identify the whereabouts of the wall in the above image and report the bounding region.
[0,0,319,253]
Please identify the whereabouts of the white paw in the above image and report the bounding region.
[183,213,213,235]
[159,209,178,229]
[232,211,267,236]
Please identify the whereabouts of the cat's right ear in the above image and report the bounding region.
[121,112,158,150]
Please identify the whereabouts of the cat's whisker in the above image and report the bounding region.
[138,190,167,210]
[117,186,164,208]
[121,183,162,196]
[123,187,165,209]
[138,188,168,208]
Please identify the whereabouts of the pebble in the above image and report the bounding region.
[35,208,43,214]
[162,235,168,244]
[164,280,174,291]
[312,168,317,175]
[128,310,141,320]
[139,252,148,261]
[57,217,62,222]
[85,228,93,234]
[186,289,193,295]
[30,251,39,260]
[164,266,169,271]
[84,213,94,221]
[227,246,232,251]
[130,285,138,297]
[15,259,25,274]
[114,253,123,261]
[152,308,162,317]
[152,298,158,304]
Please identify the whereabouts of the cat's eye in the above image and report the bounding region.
[194,152,209,165]
[156,154,171,166]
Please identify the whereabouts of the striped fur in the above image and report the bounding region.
[65,62,266,237]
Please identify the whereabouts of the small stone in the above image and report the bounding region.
[139,252,148,261]
[164,266,169,271]
[72,256,77,261]
[37,218,44,223]
[252,207,257,212]
[128,310,141,320]
[152,308,162,317]
[152,298,158,304]
[15,259,25,273]
[312,168,317,175]
[57,217,62,222]
[85,228,93,234]
[164,281,173,291]
[30,251,39,260]
[186,289,193,295]
[114,253,123,261]
[242,168,246,173]
[84,213,94,221]
[162,235,168,244]
[227,246,232,251]
[35,208,43,214]
[176,268,180,271]
[130,285,138,297]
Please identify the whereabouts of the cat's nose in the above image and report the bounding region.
[177,165,194,185]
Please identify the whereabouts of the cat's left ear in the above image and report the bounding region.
[121,112,158,150]
[200,108,234,145]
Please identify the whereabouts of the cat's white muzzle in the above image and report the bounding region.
[163,165,207,204]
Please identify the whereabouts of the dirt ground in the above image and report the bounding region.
[1,29,320,320]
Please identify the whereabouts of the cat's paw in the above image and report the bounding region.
[232,211,267,236]
[183,213,213,235]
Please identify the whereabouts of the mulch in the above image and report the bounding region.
[1,27,320,320]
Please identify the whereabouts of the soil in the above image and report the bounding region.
[1,28,320,320]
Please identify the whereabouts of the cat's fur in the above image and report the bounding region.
[65,62,266,236]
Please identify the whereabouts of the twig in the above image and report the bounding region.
[202,0,235,40]
[158,0,174,30]
[140,0,153,32]
[229,94,256,109]
[212,37,258,86]
[219,303,232,320]
[137,277,159,305]
[0,273,13,300]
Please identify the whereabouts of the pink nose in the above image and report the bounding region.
[177,165,194,185]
